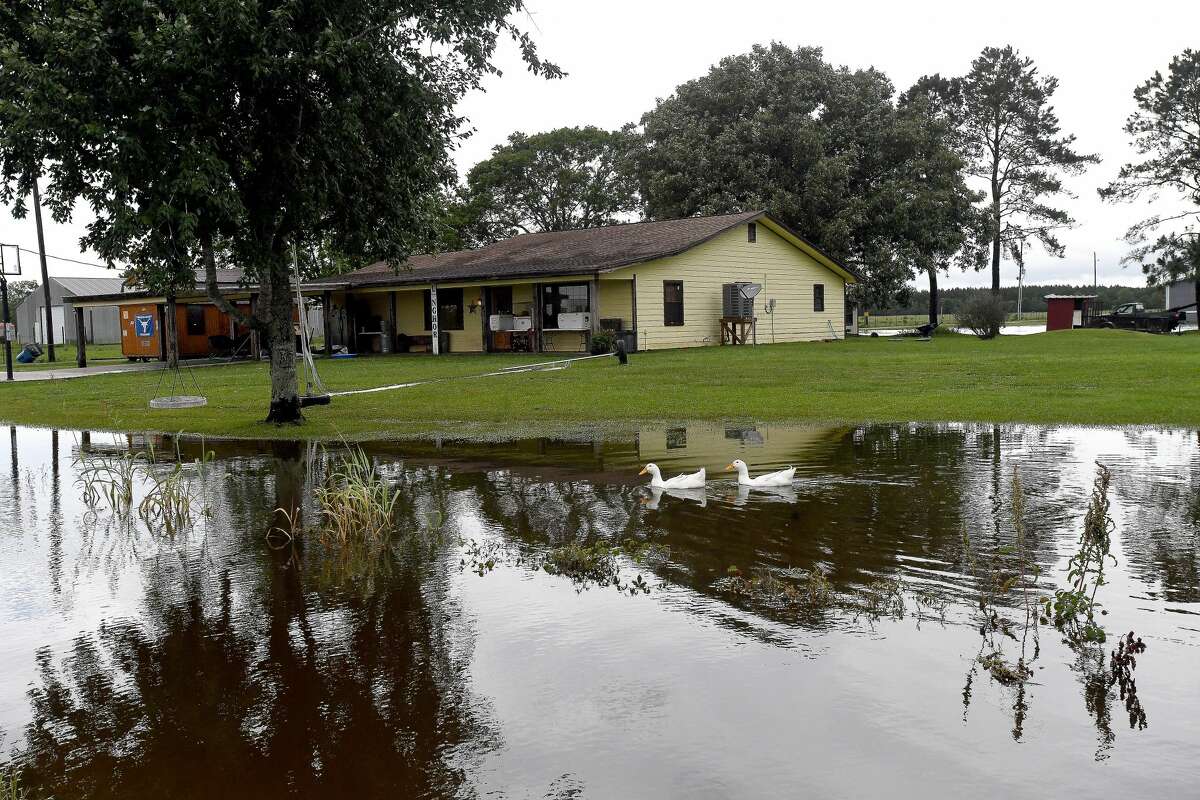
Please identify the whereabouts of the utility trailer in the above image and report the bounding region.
[1088,303,1189,333]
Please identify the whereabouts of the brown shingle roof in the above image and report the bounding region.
[345,210,768,286]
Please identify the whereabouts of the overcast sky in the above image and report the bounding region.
[3,0,1198,290]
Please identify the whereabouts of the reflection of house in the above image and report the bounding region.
[12,276,125,345]
[323,210,858,355]
[630,423,849,475]
[1165,279,1197,324]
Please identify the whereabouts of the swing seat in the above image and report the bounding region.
[150,395,208,409]
[299,394,331,408]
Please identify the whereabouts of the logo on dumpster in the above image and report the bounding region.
[134,314,155,337]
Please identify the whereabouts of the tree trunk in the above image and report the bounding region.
[164,296,179,370]
[263,255,301,425]
[990,195,1002,295]
[927,268,939,325]
[200,234,301,424]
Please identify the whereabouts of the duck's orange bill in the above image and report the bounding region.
[724,464,735,471]
[638,467,648,475]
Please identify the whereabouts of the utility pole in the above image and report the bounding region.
[1093,252,1098,289]
[0,246,14,381]
[32,178,54,362]
[1017,262,1025,319]
[1016,242,1027,320]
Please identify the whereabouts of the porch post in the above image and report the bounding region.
[73,305,87,368]
[429,284,440,355]
[630,274,638,351]
[531,283,542,353]
[481,286,491,353]
[386,290,397,353]
[589,273,601,352]
[322,290,333,355]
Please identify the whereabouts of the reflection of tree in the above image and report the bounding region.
[18,531,494,799]
[1116,433,1200,603]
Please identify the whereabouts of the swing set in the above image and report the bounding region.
[149,247,331,410]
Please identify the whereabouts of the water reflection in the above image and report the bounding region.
[0,422,1197,797]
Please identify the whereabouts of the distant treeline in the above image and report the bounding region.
[869,285,1165,316]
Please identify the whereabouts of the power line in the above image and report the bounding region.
[0,242,113,270]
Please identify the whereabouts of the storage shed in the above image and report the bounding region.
[1045,295,1097,331]
[12,275,126,345]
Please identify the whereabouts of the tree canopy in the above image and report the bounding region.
[1100,49,1200,296]
[444,126,640,248]
[950,46,1099,292]
[895,75,988,322]
[0,0,557,421]
[631,43,925,305]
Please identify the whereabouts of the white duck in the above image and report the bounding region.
[638,463,706,489]
[726,459,797,487]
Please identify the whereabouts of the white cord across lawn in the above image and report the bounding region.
[326,352,615,398]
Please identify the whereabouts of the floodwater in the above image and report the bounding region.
[0,422,1197,798]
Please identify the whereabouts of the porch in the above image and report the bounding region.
[324,276,636,355]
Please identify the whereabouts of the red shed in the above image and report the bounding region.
[1045,295,1097,331]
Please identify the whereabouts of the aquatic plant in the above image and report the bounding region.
[537,539,665,594]
[1110,631,1148,730]
[74,439,213,535]
[314,447,401,545]
[961,467,1043,740]
[138,460,198,536]
[1043,463,1116,643]
[266,505,302,546]
[74,450,141,513]
[723,566,838,609]
[855,578,906,620]
[977,650,1034,685]
[542,542,619,584]
[0,769,29,800]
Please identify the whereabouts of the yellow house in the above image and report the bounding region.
[319,210,858,355]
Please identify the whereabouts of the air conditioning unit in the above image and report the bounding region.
[723,283,761,317]
[557,311,592,330]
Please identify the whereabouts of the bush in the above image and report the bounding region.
[589,330,616,354]
[957,293,1007,339]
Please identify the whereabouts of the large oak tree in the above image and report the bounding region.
[1100,49,1200,307]
[445,125,641,248]
[631,43,921,305]
[895,75,988,324]
[0,0,556,422]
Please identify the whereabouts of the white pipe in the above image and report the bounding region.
[328,352,614,398]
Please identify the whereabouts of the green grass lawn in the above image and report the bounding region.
[0,329,1196,439]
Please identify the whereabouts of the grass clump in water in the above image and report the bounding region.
[723,565,837,608]
[74,438,213,535]
[314,447,401,545]
[1,769,29,800]
[75,450,141,513]
[539,539,666,593]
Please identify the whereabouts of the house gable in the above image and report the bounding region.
[605,220,848,350]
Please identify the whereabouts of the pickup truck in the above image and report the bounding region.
[1088,303,1188,333]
